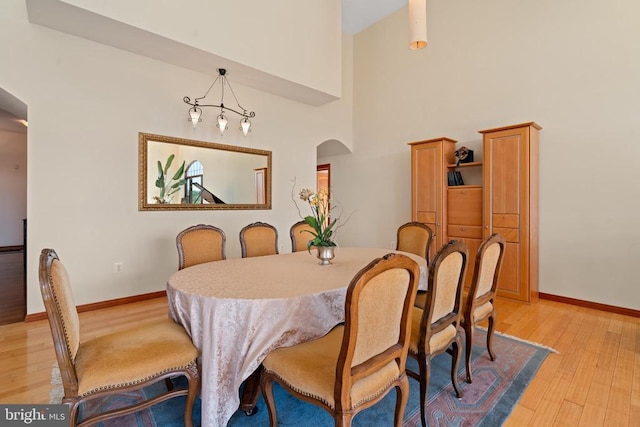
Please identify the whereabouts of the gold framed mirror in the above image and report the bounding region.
[138,132,271,210]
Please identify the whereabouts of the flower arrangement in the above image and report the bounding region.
[297,188,337,252]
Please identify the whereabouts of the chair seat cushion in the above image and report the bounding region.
[262,325,400,410]
[409,307,457,354]
[75,319,198,396]
[472,301,493,322]
[461,291,494,324]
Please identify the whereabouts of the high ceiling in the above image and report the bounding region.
[342,0,407,34]
[0,1,409,122]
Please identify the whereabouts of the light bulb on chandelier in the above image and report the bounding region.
[183,68,255,136]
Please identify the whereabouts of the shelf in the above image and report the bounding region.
[447,161,482,168]
[447,184,482,190]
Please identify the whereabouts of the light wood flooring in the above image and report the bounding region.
[0,296,637,426]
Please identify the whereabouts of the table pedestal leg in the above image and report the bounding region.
[240,366,262,415]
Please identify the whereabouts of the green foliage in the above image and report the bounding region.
[297,188,338,253]
[154,154,186,203]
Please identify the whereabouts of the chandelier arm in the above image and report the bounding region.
[194,74,221,103]
[183,98,255,118]
[225,79,250,115]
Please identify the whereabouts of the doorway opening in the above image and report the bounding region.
[316,163,330,194]
[0,87,28,325]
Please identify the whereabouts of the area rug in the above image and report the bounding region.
[50,328,552,426]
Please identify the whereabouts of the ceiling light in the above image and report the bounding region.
[409,0,427,50]
[183,68,255,136]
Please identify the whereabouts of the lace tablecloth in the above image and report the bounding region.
[167,247,427,426]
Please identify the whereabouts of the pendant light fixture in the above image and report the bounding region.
[183,68,256,136]
[409,0,427,50]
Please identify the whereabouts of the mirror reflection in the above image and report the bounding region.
[138,133,271,210]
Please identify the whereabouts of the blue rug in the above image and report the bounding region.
[77,329,551,426]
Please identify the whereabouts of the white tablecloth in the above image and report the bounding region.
[167,247,427,426]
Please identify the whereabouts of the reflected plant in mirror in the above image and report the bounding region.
[138,133,271,210]
[154,154,186,204]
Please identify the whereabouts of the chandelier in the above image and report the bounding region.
[183,68,256,136]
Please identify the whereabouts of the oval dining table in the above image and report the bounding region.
[167,247,428,426]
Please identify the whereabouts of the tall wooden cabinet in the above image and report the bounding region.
[480,122,540,303]
[409,122,540,303]
[408,138,457,261]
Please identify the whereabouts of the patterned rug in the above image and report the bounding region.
[50,328,553,426]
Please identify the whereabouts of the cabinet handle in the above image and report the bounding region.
[461,190,466,194]
[461,227,466,231]
[485,226,489,229]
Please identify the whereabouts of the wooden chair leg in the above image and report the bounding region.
[394,376,410,427]
[183,373,198,427]
[464,322,474,383]
[487,313,497,361]
[260,374,278,427]
[450,336,463,398]
[334,412,354,427]
[417,355,430,427]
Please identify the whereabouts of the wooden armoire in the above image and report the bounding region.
[409,122,540,303]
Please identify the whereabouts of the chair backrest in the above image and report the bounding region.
[39,249,81,396]
[419,240,468,345]
[335,253,419,411]
[240,221,279,258]
[176,224,226,269]
[466,233,505,307]
[396,222,433,264]
[290,220,315,252]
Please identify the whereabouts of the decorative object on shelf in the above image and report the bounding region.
[447,169,464,186]
[315,245,335,266]
[409,0,427,50]
[154,154,185,204]
[455,146,474,164]
[183,68,256,136]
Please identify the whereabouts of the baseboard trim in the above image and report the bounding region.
[25,290,167,322]
[0,245,23,252]
[539,292,639,318]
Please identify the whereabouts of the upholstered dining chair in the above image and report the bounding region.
[462,233,505,383]
[290,220,315,252]
[39,249,199,427]
[240,221,279,258]
[260,253,420,427]
[407,240,468,427]
[176,223,226,270]
[396,221,433,264]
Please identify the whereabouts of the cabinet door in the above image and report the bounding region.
[412,143,444,251]
[483,131,522,230]
[482,123,538,303]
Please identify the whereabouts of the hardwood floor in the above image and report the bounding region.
[0,250,26,325]
[0,296,637,426]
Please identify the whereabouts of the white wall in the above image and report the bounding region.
[0,130,27,246]
[0,0,353,314]
[326,0,640,310]
[54,0,342,98]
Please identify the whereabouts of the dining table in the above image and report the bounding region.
[167,247,428,426]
